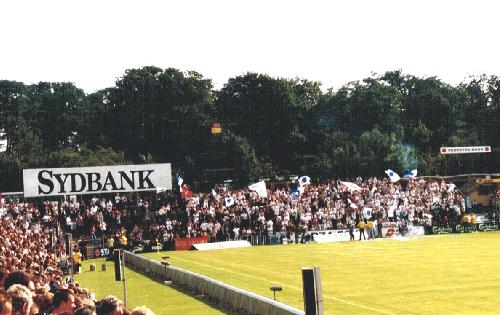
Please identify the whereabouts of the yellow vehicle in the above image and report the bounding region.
[470,178,500,209]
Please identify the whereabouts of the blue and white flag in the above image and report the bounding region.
[298,176,311,187]
[248,181,267,198]
[176,175,184,188]
[403,169,418,178]
[385,169,400,182]
[290,186,304,196]
[363,207,373,219]
[225,196,235,207]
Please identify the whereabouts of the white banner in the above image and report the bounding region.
[192,240,252,251]
[314,229,357,243]
[381,226,425,237]
[23,163,172,197]
[440,146,491,154]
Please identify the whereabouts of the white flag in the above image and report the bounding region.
[385,169,401,182]
[211,189,217,197]
[340,181,363,192]
[348,199,358,209]
[447,183,456,192]
[248,181,267,198]
[156,187,167,194]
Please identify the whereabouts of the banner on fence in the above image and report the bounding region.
[313,229,356,243]
[192,240,252,251]
[174,236,209,250]
[431,223,498,234]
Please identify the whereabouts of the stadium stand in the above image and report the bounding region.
[0,176,479,314]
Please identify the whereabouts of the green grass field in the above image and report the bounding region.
[76,232,500,314]
[73,258,227,315]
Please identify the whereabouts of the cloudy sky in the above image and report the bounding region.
[1,0,499,93]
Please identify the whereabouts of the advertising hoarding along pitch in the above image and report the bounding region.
[23,163,172,197]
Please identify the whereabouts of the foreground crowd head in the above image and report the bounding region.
[96,295,124,315]
[7,284,32,315]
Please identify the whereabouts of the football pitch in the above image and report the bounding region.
[77,232,500,314]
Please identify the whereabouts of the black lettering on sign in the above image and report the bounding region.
[87,173,102,192]
[38,170,54,194]
[119,171,136,190]
[68,173,86,192]
[138,170,155,189]
[53,173,70,193]
[102,172,119,191]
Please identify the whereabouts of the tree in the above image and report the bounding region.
[216,73,321,173]
[106,66,214,174]
[26,82,86,151]
[329,77,402,136]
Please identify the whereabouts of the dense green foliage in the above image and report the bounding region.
[1,69,499,191]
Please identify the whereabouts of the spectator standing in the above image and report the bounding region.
[377,219,383,238]
[73,249,83,274]
[358,220,366,241]
[367,220,374,239]
[348,223,355,242]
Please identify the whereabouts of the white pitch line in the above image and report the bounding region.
[170,256,395,315]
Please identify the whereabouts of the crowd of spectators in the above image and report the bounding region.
[0,197,155,314]
[145,177,467,245]
[4,176,468,251]
[0,176,483,314]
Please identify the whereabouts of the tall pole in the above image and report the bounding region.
[121,250,127,307]
[67,233,74,276]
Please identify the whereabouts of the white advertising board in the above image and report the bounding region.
[192,240,252,251]
[440,146,491,154]
[23,163,172,197]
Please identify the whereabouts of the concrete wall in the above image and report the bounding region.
[123,251,304,315]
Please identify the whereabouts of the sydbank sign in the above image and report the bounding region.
[23,163,172,197]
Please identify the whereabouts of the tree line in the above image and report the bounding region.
[1,67,499,191]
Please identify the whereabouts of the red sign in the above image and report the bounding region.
[174,236,209,250]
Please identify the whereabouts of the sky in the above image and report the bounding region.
[1,0,499,94]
